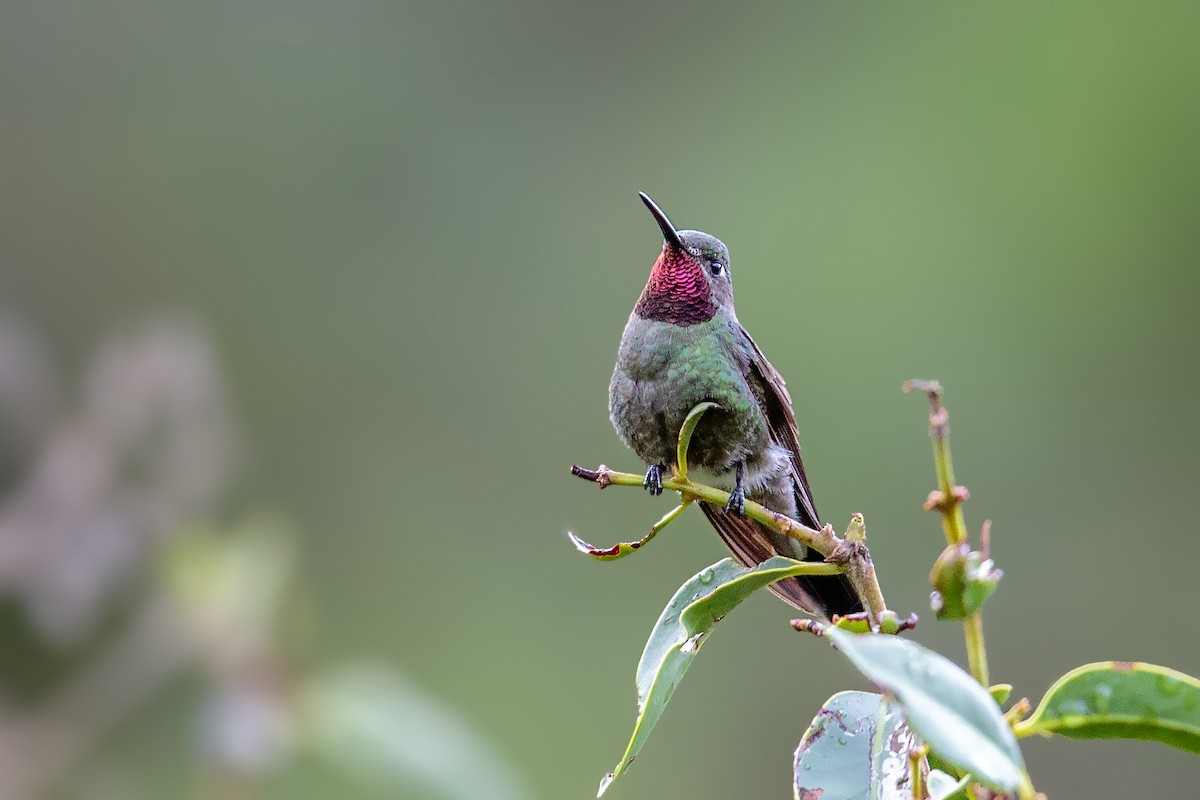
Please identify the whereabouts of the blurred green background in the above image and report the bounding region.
[2,1,1198,798]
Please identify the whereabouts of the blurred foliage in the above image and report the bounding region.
[1,1,1198,798]
[301,666,533,800]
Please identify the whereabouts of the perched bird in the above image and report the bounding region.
[608,192,860,617]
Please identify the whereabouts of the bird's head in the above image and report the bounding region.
[634,192,734,325]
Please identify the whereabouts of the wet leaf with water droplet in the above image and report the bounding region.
[301,666,534,800]
[1055,698,1090,718]
[794,691,919,800]
[1014,661,1200,754]
[826,628,1027,793]
[1091,683,1113,713]
[597,556,844,796]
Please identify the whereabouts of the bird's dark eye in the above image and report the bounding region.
[709,260,724,275]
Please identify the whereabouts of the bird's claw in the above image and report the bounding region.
[725,486,745,516]
[643,465,664,496]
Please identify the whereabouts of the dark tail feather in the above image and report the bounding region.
[800,559,862,618]
[699,502,862,617]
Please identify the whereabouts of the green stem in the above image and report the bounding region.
[776,562,844,577]
[573,402,892,625]
[906,380,991,686]
[587,467,841,555]
[963,612,989,687]
[570,465,891,625]
[908,746,926,800]
[937,423,988,685]
[924,389,968,548]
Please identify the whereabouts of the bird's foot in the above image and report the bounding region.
[643,464,664,496]
[725,485,745,517]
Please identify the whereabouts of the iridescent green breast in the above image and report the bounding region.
[609,315,768,472]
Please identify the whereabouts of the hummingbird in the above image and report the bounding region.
[608,192,861,617]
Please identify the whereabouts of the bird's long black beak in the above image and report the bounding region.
[639,192,685,251]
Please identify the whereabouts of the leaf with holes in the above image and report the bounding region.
[794,690,920,800]
[826,628,1027,793]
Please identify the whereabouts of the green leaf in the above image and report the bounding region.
[676,401,720,481]
[598,556,843,797]
[826,628,1027,793]
[988,684,1013,706]
[927,769,971,800]
[1014,660,1200,753]
[794,691,919,800]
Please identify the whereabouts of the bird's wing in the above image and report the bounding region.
[698,323,860,616]
[737,323,822,530]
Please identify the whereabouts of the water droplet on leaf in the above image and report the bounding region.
[699,568,715,585]
[1091,683,1113,713]
[598,773,614,796]
[1056,698,1089,718]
